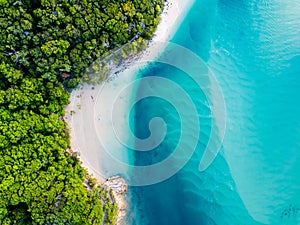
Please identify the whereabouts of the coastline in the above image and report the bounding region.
[65,0,194,224]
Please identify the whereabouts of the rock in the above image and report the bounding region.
[104,176,128,225]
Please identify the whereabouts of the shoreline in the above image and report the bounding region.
[104,176,128,225]
[65,0,194,224]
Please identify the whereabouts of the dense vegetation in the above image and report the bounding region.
[0,0,163,224]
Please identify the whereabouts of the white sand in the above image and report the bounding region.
[66,0,195,182]
[145,0,196,59]
[153,0,194,42]
[65,0,194,223]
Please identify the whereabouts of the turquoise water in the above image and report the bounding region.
[128,0,300,224]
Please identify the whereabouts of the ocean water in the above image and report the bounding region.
[127,0,300,225]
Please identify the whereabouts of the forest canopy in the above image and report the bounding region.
[0,0,163,87]
[0,0,164,224]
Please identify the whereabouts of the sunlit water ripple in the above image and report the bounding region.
[127,0,300,224]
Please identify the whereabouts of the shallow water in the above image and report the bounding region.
[128,0,300,224]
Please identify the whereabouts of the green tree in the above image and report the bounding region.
[0,0,164,223]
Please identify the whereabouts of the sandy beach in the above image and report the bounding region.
[65,0,195,223]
